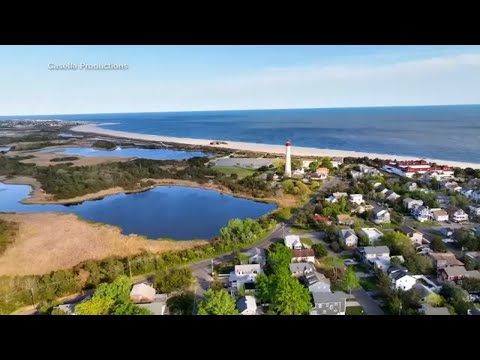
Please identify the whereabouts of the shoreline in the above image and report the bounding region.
[71,123,480,169]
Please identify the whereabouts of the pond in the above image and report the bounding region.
[0,183,276,240]
[37,146,207,160]
[0,147,10,152]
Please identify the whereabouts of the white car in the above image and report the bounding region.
[344,259,357,266]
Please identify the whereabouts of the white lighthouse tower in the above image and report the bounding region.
[284,139,292,178]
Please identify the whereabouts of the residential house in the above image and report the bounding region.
[443,181,462,192]
[360,246,391,270]
[466,270,480,280]
[468,308,480,315]
[314,213,333,225]
[292,168,305,178]
[311,167,329,180]
[336,214,355,226]
[360,228,384,245]
[289,262,315,278]
[405,182,418,192]
[469,205,480,217]
[52,303,76,315]
[243,247,266,267]
[310,291,348,315]
[403,197,424,210]
[305,271,331,293]
[375,185,388,195]
[389,269,417,291]
[411,205,432,222]
[428,252,464,270]
[421,304,451,315]
[359,164,382,176]
[465,251,480,267]
[350,170,363,180]
[137,294,168,315]
[237,295,257,315]
[385,190,401,201]
[438,266,468,284]
[302,159,315,169]
[349,194,364,205]
[284,234,303,250]
[462,189,480,202]
[431,209,449,222]
[291,249,316,263]
[439,227,454,237]
[338,228,359,248]
[229,264,262,291]
[331,157,344,168]
[446,208,469,223]
[130,283,156,304]
[400,225,424,246]
[372,206,390,224]
[326,192,348,203]
[437,195,451,207]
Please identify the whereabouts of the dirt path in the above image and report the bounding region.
[0,213,206,276]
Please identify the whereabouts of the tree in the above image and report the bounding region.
[235,252,250,265]
[312,243,328,258]
[255,272,272,304]
[266,243,292,274]
[272,272,312,315]
[112,302,153,315]
[167,293,195,315]
[154,268,193,294]
[308,161,319,172]
[197,289,239,315]
[266,173,274,181]
[424,292,443,307]
[75,296,115,315]
[430,238,447,253]
[340,267,360,294]
[462,277,480,293]
[94,275,132,304]
[323,256,345,281]
[387,293,402,315]
[320,158,333,170]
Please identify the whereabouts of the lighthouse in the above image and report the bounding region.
[284,139,292,178]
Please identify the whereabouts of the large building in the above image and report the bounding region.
[382,160,453,178]
[284,139,292,177]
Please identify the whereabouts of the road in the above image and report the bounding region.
[351,288,385,315]
[191,176,342,299]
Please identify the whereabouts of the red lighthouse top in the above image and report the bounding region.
[286,139,291,147]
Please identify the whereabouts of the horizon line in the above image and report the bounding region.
[1,103,480,118]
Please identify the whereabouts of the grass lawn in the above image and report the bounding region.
[301,238,314,247]
[289,226,313,234]
[413,220,439,228]
[346,306,365,315]
[359,277,379,291]
[212,166,256,179]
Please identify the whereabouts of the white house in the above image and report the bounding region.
[385,190,401,201]
[229,264,262,291]
[360,228,384,245]
[411,205,432,222]
[338,228,359,248]
[389,269,417,291]
[405,182,418,192]
[446,208,469,223]
[130,283,157,304]
[469,205,480,216]
[373,206,391,224]
[291,249,316,263]
[305,271,331,293]
[331,157,344,168]
[431,209,449,222]
[237,296,257,315]
[361,246,390,262]
[403,197,424,210]
[326,192,348,203]
[284,234,303,250]
[443,181,462,192]
[400,225,424,246]
[292,168,305,178]
[311,167,329,180]
[349,194,364,205]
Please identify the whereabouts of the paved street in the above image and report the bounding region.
[351,288,385,315]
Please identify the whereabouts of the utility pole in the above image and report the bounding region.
[30,288,35,307]
[127,259,132,280]
[211,259,214,278]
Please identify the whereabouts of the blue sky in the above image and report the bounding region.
[0,45,479,115]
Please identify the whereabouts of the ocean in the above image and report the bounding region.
[1,105,480,163]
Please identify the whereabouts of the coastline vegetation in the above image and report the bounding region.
[92,140,117,150]
[0,219,18,255]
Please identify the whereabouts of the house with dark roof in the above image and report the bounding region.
[237,295,257,315]
[400,225,424,246]
[289,262,315,277]
[421,304,451,315]
[389,269,417,291]
[310,291,347,315]
[305,271,331,293]
[338,228,358,248]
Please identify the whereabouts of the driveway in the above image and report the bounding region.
[351,288,384,315]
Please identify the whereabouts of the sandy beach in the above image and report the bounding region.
[72,123,480,169]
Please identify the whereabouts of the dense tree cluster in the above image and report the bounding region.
[153,268,193,294]
[0,219,18,255]
[197,289,239,315]
[453,228,480,251]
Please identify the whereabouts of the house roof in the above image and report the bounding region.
[311,291,348,304]
[375,185,386,192]
[305,271,330,287]
[400,225,421,237]
[137,294,168,315]
[292,249,315,258]
[442,266,468,277]
[389,269,412,281]
[237,295,257,313]
[361,228,383,237]
[130,283,156,302]
[422,305,450,315]
[316,168,329,175]
[244,247,265,257]
[372,205,387,215]
[338,228,357,239]
[235,264,262,273]
[285,234,301,247]
[466,270,480,279]
[428,253,464,267]
[362,246,390,256]
[431,209,448,216]
[289,262,315,274]
[336,214,353,221]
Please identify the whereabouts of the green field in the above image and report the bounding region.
[289,227,313,234]
[346,306,365,315]
[212,166,256,179]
